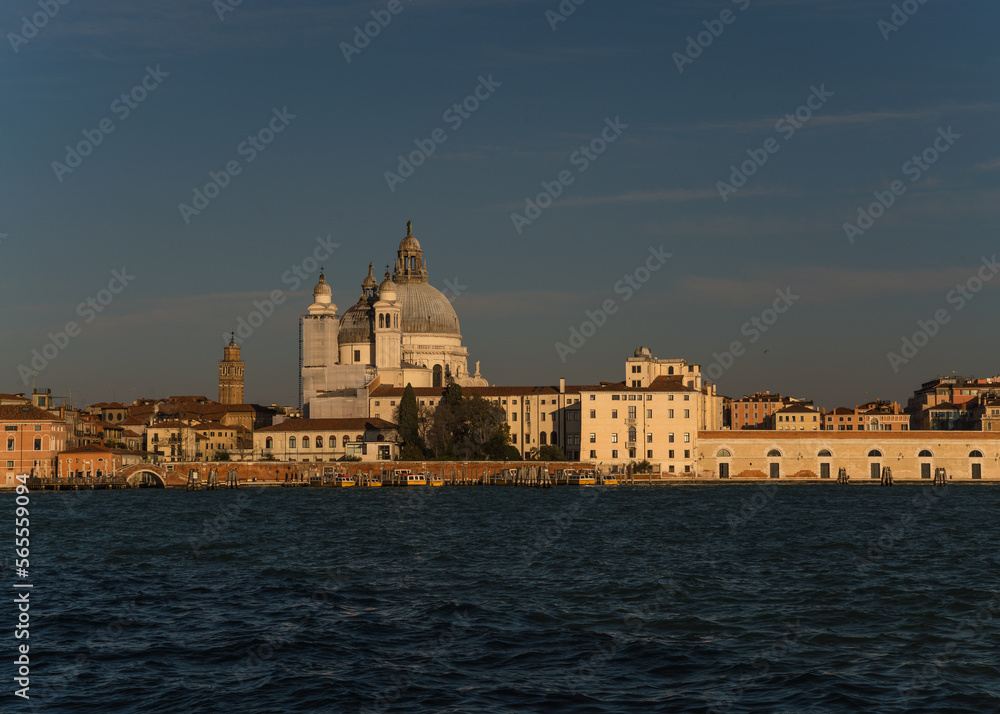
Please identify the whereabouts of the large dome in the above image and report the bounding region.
[338,301,373,344]
[397,282,460,335]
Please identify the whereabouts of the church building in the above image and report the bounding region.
[300,221,486,417]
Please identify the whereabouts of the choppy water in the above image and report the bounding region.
[15,484,1000,712]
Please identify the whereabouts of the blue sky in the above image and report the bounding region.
[2,0,998,409]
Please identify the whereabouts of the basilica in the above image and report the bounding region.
[300,221,486,417]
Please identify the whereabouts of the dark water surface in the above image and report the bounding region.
[17,484,1000,713]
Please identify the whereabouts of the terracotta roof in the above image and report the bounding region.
[257,418,397,433]
[775,404,819,414]
[122,430,142,437]
[0,404,63,422]
[369,385,586,398]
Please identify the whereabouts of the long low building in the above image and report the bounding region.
[697,431,1000,481]
[254,418,399,462]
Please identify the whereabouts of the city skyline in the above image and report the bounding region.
[3,0,998,409]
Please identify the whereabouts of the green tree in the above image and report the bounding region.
[214,450,231,461]
[396,383,420,448]
[537,445,566,461]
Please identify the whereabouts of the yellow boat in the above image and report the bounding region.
[364,477,382,488]
[566,471,596,486]
[601,476,618,486]
[390,469,426,486]
[428,473,444,487]
[335,475,356,488]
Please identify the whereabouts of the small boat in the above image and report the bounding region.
[364,476,382,488]
[428,473,444,487]
[390,469,426,486]
[601,475,618,486]
[335,475,356,488]
[566,471,596,486]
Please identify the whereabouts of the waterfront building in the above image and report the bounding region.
[300,221,487,417]
[580,349,724,474]
[57,443,149,478]
[698,431,1000,481]
[254,418,399,462]
[823,401,909,431]
[1,402,67,484]
[369,380,584,460]
[726,391,812,430]
[906,375,1000,429]
[774,403,822,430]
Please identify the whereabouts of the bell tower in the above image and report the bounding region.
[219,334,245,405]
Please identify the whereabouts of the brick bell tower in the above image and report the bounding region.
[219,334,245,405]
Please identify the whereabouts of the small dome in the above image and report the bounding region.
[313,273,332,298]
[634,346,652,357]
[379,270,397,298]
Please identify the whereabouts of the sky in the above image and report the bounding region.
[1,0,998,410]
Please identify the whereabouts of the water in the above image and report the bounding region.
[18,485,1000,712]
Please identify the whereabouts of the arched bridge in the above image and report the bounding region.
[119,464,168,488]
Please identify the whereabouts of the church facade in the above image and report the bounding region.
[300,222,486,417]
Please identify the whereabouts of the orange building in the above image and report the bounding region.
[2,402,67,485]
[824,401,909,431]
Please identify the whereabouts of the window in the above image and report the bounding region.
[668,433,674,443]
[265,437,273,449]
[717,449,732,457]
[684,395,690,401]
[541,412,546,421]
[316,436,323,448]
[289,436,297,448]
[628,406,636,418]
[683,409,690,418]
[589,433,596,443]
[867,449,882,457]
[918,449,932,457]
[589,450,596,459]
[512,413,517,421]
[354,349,361,362]
[612,410,618,419]
[818,449,832,457]
[375,401,380,407]
[970,450,984,458]
[628,427,637,442]
[669,450,674,459]
[646,433,652,443]
[668,409,674,418]
[589,395,595,401]
[646,409,652,418]
[612,450,618,459]
[766,449,781,457]
[512,434,517,444]
[390,401,396,406]
[647,450,653,458]
[611,434,618,443]
[5,439,12,451]
[590,410,596,418]
[683,433,690,443]
[612,395,620,401]
[302,436,310,448]
[34,425,41,431]
[33,438,41,451]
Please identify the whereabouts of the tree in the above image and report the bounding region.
[537,445,566,461]
[396,384,420,448]
[214,450,231,461]
[400,442,424,461]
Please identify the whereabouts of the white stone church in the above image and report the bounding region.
[300,221,486,417]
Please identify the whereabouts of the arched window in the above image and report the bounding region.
[379,314,384,329]
[868,449,882,457]
[433,364,443,388]
[33,438,41,450]
[329,435,336,446]
[668,367,674,375]
[315,436,323,448]
[342,435,349,446]
[918,449,932,458]
[628,427,637,442]
[303,436,310,448]
[551,431,558,446]
[970,450,984,458]
[540,432,547,445]
[355,434,363,442]
[717,449,732,457]
[767,449,781,458]
[377,434,385,442]
[818,449,832,457]
[265,437,272,449]
[289,436,296,448]
[394,314,398,328]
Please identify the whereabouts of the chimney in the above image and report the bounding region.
[559,378,565,394]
